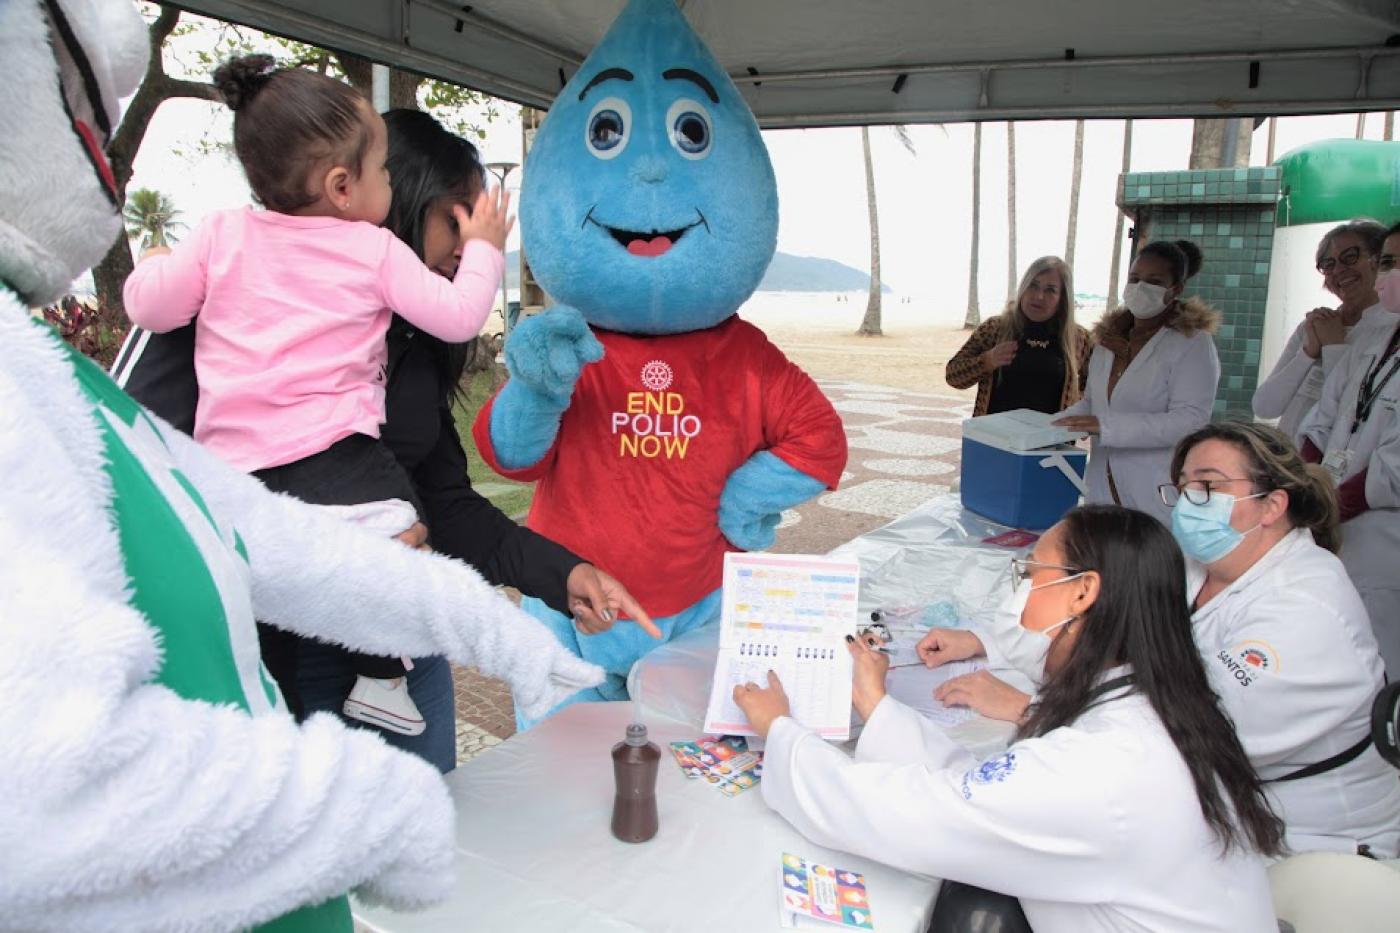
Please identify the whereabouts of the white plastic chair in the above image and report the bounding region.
[1270,852,1400,933]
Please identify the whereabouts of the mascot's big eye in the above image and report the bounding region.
[585,97,632,160]
[666,98,713,160]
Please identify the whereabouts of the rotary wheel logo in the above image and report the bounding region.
[640,359,673,391]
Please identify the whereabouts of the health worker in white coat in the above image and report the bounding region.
[1299,222,1400,678]
[733,506,1283,933]
[1055,239,1220,523]
[918,422,1400,859]
[1168,421,1400,857]
[1252,220,1388,443]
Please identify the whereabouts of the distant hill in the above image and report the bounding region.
[505,250,891,294]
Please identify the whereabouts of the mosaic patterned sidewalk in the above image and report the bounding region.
[450,380,974,764]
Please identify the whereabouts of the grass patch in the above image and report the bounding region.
[452,369,535,519]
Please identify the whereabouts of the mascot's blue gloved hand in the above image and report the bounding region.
[491,305,605,469]
[503,305,604,405]
[718,451,826,551]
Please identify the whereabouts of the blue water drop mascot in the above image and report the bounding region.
[473,0,848,726]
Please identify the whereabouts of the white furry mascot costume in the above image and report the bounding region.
[0,2,603,929]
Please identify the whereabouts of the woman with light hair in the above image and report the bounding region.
[946,256,1091,416]
[1253,218,1387,442]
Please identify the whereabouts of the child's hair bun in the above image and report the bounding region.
[213,54,278,112]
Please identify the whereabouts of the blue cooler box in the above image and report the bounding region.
[960,410,1088,530]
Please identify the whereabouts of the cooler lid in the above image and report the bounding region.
[962,409,1087,452]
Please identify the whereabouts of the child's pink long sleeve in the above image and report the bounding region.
[379,237,503,343]
[122,207,505,472]
[123,223,210,333]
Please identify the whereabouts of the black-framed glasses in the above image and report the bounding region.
[1009,557,1079,590]
[1317,245,1364,276]
[1158,479,1260,507]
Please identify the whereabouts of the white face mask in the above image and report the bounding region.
[985,575,1082,687]
[1123,281,1170,319]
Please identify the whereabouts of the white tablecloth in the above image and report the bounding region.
[352,701,943,933]
[356,494,1033,932]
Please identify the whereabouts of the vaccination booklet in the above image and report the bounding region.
[780,853,876,930]
[703,553,860,740]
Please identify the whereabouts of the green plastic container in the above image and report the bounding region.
[1275,139,1400,227]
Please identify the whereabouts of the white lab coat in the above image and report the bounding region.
[762,677,1276,933]
[1299,312,1400,677]
[1252,304,1385,443]
[1189,528,1400,857]
[1059,304,1220,524]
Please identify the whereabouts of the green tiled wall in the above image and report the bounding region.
[1118,167,1282,418]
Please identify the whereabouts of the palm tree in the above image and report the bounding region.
[964,122,982,329]
[858,125,916,337]
[123,188,184,250]
[1006,122,1018,301]
[1106,120,1133,311]
[1065,119,1085,268]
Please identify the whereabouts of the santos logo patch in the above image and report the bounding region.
[1215,639,1280,687]
[1233,640,1280,673]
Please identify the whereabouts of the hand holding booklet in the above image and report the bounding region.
[703,553,861,740]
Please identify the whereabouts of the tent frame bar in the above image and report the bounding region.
[172,1,1400,124]
[738,44,1400,85]
[759,97,1400,129]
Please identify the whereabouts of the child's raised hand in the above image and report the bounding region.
[455,186,514,253]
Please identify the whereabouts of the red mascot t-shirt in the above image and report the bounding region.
[474,316,847,618]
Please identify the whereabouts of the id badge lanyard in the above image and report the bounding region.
[1351,327,1400,436]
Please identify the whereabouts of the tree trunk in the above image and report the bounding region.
[857,126,883,337]
[337,52,423,110]
[1006,122,1018,300]
[964,122,982,329]
[1107,119,1133,312]
[92,4,220,323]
[1189,117,1253,169]
[1065,119,1084,268]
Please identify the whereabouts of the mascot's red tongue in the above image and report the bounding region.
[627,235,673,257]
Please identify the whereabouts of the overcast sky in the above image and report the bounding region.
[125,39,1386,316]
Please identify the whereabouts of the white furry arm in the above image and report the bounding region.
[0,516,457,932]
[159,421,603,719]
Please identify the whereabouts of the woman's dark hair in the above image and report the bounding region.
[1386,220,1400,240]
[213,54,371,214]
[1171,420,1340,552]
[1137,239,1205,286]
[381,109,487,401]
[1019,506,1286,857]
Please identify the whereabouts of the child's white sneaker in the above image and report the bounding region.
[343,675,426,736]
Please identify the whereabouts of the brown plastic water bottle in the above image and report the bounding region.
[610,722,660,843]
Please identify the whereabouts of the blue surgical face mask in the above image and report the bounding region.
[1170,490,1266,564]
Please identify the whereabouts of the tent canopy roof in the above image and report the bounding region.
[174,0,1400,126]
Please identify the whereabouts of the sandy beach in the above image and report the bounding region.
[739,291,980,395]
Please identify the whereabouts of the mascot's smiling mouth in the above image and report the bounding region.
[583,207,709,258]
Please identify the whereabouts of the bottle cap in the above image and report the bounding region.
[625,722,649,746]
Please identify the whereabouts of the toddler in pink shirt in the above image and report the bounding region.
[125,54,512,737]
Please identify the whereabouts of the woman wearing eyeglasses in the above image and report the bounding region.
[1168,420,1399,857]
[1299,221,1400,679]
[1052,240,1219,522]
[1253,219,1387,442]
[918,422,1400,857]
[732,506,1282,931]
